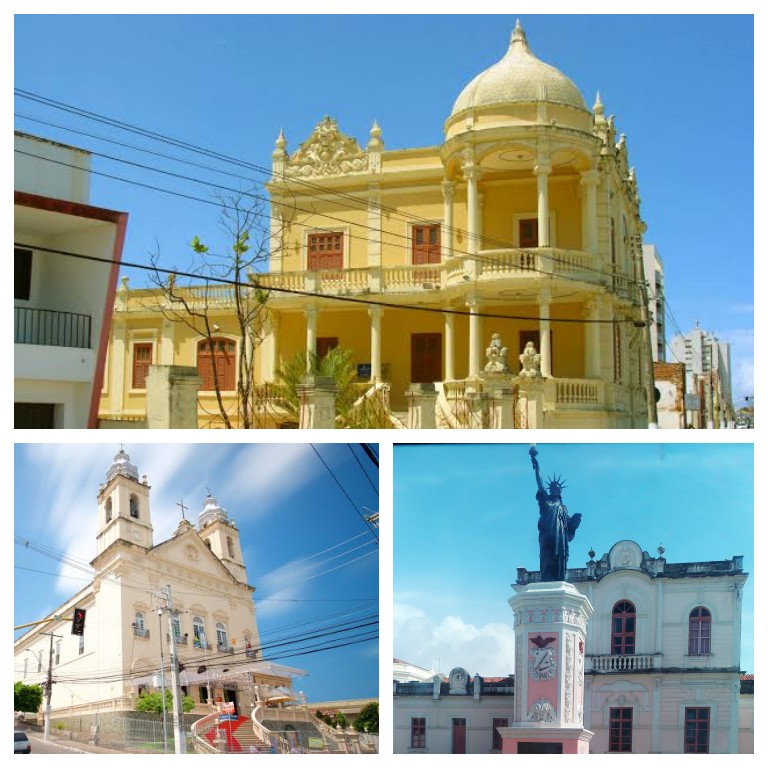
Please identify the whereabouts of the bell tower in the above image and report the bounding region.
[197,492,247,583]
[96,448,154,557]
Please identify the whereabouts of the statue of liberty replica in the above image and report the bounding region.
[529,446,582,582]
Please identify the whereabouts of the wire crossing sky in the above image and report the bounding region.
[12,12,756,403]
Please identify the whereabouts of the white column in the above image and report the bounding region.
[368,306,382,381]
[534,160,551,248]
[586,299,603,379]
[464,164,483,281]
[444,311,455,381]
[539,290,551,378]
[467,297,482,378]
[368,182,381,268]
[269,203,284,273]
[110,319,127,415]
[305,307,317,373]
[160,319,175,364]
[580,169,600,254]
[441,181,455,263]
[263,313,280,382]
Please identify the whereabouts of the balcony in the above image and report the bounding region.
[256,247,609,300]
[589,653,661,673]
[14,306,92,349]
[133,627,150,639]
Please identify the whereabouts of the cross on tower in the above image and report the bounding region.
[177,500,188,521]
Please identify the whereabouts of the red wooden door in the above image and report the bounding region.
[308,232,343,270]
[411,333,442,383]
[452,718,466,754]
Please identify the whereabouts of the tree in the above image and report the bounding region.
[14,682,44,713]
[136,690,195,714]
[353,701,378,734]
[273,346,394,428]
[150,191,280,429]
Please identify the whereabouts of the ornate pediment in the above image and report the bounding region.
[285,116,368,178]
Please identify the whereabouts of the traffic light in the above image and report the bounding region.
[71,607,86,636]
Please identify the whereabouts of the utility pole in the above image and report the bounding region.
[631,232,658,428]
[157,609,169,753]
[40,632,60,740]
[161,586,187,754]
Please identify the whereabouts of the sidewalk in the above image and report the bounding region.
[28,730,142,755]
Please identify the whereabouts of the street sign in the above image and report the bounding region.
[219,701,235,714]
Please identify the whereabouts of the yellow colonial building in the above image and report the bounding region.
[100,21,651,429]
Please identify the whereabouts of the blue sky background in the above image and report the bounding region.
[12,11,757,405]
[13,442,379,702]
[394,441,755,676]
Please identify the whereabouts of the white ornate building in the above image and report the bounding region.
[14,449,302,720]
[394,540,752,754]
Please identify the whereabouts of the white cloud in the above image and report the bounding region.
[394,602,515,677]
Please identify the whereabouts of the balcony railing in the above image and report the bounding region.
[590,653,661,673]
[134,627,150,639]
[14,306,92,349]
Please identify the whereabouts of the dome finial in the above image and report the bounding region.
[510,19,529,50]
[593,91,604,116]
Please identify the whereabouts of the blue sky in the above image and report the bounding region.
[12,11,757,404]
[394,441,755,676]
[13,442,379,702]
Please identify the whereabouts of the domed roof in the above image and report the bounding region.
[106,448,139,483]
[451,21,587,116]
[198,492,230,528]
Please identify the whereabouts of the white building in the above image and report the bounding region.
[669,325,733,428]
[394,540,751,754]
[14,449,301,722]
[14,132,127,428]
[642,245,666,363]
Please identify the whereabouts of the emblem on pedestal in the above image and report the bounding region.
[529,634,557,680]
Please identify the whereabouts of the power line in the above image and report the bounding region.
[13,240,644,327]
[14,89,649,292]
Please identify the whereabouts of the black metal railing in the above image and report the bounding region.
[14,306,92,349]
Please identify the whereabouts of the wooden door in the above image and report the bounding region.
[411,333,442,383]
[452,718,466,754]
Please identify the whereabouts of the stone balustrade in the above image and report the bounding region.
[590,653,661,673]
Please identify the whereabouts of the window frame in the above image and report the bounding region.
[410,716,426,749]
[684,707,710,753]
[411,223,442,266]
[130,340,155,391]
[306,230,345,271]
[688,607,711,655]
[609,707,633,753]
[492,717,509,751]
[611,600,636,655]
[512,212,556,248]
[15,247,33,301]
[197,336,237,393]
[216,621,229,649]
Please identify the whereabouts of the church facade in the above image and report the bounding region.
[14,449,302,720]
[98,20,651,428]
[394,540,752,754]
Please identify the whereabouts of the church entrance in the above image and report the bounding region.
[223,688,238,716]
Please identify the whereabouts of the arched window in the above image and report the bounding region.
[129,495,139,519]
[135,611,145,632]
[216,621,228,649]
[193,616,207,649]
[688,607,711,655]
[105,498,112,523]
[611,601,636,655]
[197,338,236,391]
[226,536,235,558]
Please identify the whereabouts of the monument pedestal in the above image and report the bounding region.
[499,581,594,754]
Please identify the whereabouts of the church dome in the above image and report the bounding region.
[106,449,139,483]
[450,21,588,116]
[198,492,229,528]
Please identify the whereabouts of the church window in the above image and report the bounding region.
[172,617,182,641]
[688,607,711,655]
[193,617,207,648]
[129,495,139,519]
[609,707,632,752]
[410,717,426,749]
[308,231,343,271]
[131,342,153,389]
[105,499,112,522]
[611,601,636,655]
[135,611,147,637]
[197,337,236,392]
[684,707,710,753]
[226,536,234,558]
[216,622,229,649]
